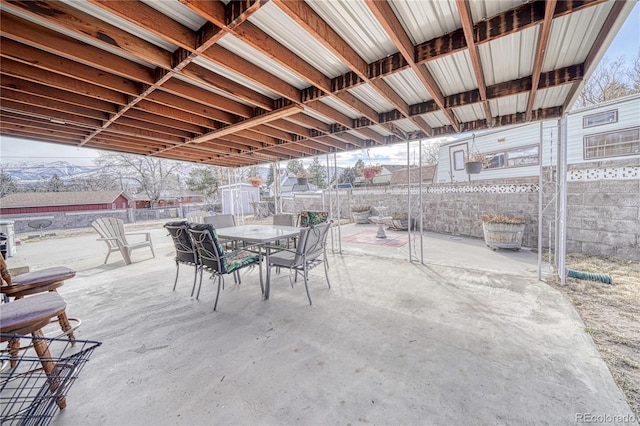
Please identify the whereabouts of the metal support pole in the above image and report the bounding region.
[538,121,543,281]
[558,116,568,285]
[406,140,412,262]
[334,152,342,253]
[419,140,424,264]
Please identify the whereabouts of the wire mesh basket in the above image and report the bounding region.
[1,333,101,426]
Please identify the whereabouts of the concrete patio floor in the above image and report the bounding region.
[6,222,636,425]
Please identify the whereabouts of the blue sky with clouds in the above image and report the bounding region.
[1,3,638,168]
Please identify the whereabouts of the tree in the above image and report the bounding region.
[575,53,640,107]
[286,159,303,175]
[64,173,120,191]
[0,170,18,198]
[265,163,275,187]
[628,53,640,93]
[47,174,64,192]
[307,157,327,188]
[354,159,365,176]
[186,166,219,199]
[338,167,358,186]
[95,153,184,207]
[421,141,441,165]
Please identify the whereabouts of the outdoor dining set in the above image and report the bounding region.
[164,210,332,311]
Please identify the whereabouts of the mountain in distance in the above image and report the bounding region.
[1,161,98,182]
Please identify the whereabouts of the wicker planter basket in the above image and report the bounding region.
[482,221,525,250]
[353,210,370,224]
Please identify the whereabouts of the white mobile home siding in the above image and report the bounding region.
[566,94,640,165]
[436,121,558,183]
[436,94,640,182]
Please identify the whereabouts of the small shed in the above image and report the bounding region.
[219,183,260,215]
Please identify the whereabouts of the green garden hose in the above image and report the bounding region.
[567,268,613,284]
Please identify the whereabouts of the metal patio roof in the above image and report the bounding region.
[0,0,635,167]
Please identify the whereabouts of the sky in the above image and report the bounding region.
[1,3,638,168]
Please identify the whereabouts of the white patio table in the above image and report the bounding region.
[215,224,300,300]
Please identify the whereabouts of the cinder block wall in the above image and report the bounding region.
[566,177,639,260]
[283,165,638,260]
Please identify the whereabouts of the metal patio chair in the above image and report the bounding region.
[266,221,331,305]
[188,224,262,311]
[164,221,200,296]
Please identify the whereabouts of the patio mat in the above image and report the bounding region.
[340,229,415,247]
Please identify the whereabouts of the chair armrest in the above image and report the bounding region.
[125,232,152,241]
[126,231,151,236]
[96,237,119,242]
[263,245,297,255]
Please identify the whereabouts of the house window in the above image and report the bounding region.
[484,145,539,170]
[506,145,539,167]
[111,203,116,209]
[584,127,640,159]
[485,152,504,169]
[583,110,617,128]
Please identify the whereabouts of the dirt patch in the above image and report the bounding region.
[549,254,640,417]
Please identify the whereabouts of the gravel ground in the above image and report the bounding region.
[550,254,640,418]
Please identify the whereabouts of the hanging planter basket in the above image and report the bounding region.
[464,161,483,174]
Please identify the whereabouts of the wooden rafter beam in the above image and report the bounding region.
[180,0,380,125]
[273,0,431,136]
[526,0,557,121]
[365,0,460,132]
[456,0,491,125]
[190,104,304,143]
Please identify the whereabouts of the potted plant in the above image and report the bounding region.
[358,164,383,180]
[247,176,263,187]
[480,213,527,251]
[464,152,486,174]
[351,205,371,224]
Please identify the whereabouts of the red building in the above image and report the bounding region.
[0,190,133,215]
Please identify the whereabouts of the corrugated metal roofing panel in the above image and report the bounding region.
[480,27,538,86]
[383,69,433,104]
[249,2,349,78]
[489,94,529,117]
[389,0,459,45]
[469,1,523,22]
[217,34,310,90]
[369,125,394,137]
[421,111,453,128]
[306,0,397,63]
[425,51,476,96]
[62,0,177,52]
[452,104,485,124]
[192,56,279,99]
[544,3,614,72]
[319,97,362,119]
[348,85,395,113]
[141,0,206,31]
[533,86,573,111]
[391,118,420,133]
